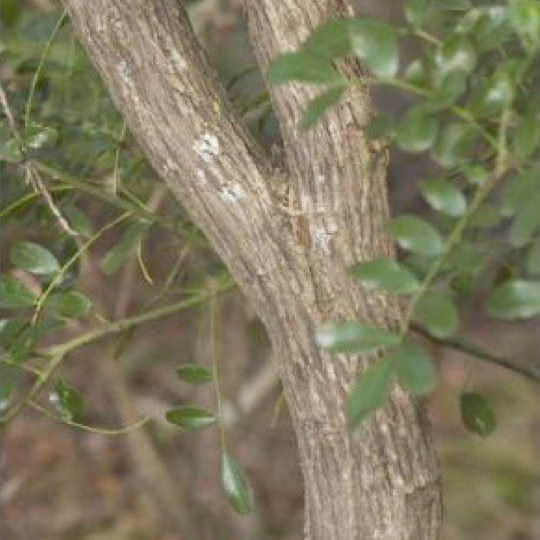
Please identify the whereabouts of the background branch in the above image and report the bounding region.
[411,323,540,383]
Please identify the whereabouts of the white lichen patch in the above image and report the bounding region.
[163,159,180,176]
[193,133,220,163]
[96,15,106,33]
[116,60,139,105]
[196,169,207,184]
[116,60,132,84]
[393,474,405,487]
[365,295,376,307]
[313,222,338,251]
[219,183,245,203]
[170,48,187,71]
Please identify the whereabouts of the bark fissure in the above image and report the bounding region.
[60,0,442,538]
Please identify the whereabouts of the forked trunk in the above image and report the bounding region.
[60,0,442,538]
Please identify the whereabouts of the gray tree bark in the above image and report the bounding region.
[60,0,442,538]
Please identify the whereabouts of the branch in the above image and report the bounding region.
[411,323,540,383]
[0,80,78,237]
[46,280,233,358]
[0,281,234,425]
[60,0,310,327]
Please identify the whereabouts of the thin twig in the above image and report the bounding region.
[411,323,540,383]
[33,161,182,235]
[0,81,78,237]
[28,400,150,435]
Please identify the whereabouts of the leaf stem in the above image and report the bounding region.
[377,78,499,150]
[399,104,512,335]
[24,10,68,129]
[33,161,182,235]
[399,177,496,335]
[0,186,73,219]
[112,122,127,195]
[209,288,227,447]
[31,212,131,324]
[28,400,151,435]
[411,323,540,383]
[412,29,441,46]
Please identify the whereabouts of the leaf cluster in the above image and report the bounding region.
[269,0,540,434]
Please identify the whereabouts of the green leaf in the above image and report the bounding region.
[474,7,511,50]
[434,35,476,77]
[6,327,38,364]
[0,276,37,308]
[414,290,459,338]
[221,450,254,515]
[165,406,217,429]
[403,254,433,280]
[347,357,391,428]
[463,165,487,186]
[268,52,344,85]
[468,66,516,116]
[396,106,438,153]
[0,318,27,351]
[49,379,85,421]
[404,0,433,28]
[10,241,60,276]
[419,180,466,217]
[525,240,540,275]
[364,114,395,141]
[509,0,540,53]
[509,193,540,247]
[0,362,21,411]
[303,18,352,60]
[435,0,471,10]
[403,57,430,86]
[433,123,476,168]
[100,221,149,275]
[23,124,59,150]
[316,321,401,354]
[484,279,540,319]
[457,7,512,52]
[460,392,496,437]
[468,203,501,229]
[348,257,420,294]
[300,86,346,131]
[0,0,21,29]
[447,241,483,276]
[512,107,540,161]
[0,319,59,364]
[348,18,399,78]
[499,171,540,218]
[44,291,92,319]
[427,71,466,111]
[386,215,444,257]
[175,364,212,385]
[63,204,93,238]
[0,135,22,163]
[386,342,437,396]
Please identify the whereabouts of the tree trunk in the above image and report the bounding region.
[60,0,442,538]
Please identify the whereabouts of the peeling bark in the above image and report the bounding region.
[60,0,442,538]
